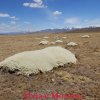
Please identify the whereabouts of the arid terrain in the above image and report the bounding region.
[0,32,100,100]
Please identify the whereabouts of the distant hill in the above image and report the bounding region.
[0,27,100,35]
[35,27,100,33]
[35,28,72,33]
[0,31,30,35]
[67,27,100,33]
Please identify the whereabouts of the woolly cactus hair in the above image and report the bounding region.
[67,42,78,46]
[50,42,56,45]
[81,35,90,38]
[0,46,77,76]
[62,37,66,39]
[39,40,49,45]
[55,40,63,43]
[43,46,77,65]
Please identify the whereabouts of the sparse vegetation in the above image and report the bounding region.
[0,32,100,100]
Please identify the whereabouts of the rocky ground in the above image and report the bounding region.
[0,32,100,100]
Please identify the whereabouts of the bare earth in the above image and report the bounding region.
[0,32,100,100]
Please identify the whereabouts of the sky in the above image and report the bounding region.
[0,0,100,33]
